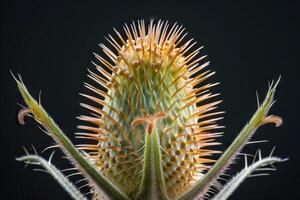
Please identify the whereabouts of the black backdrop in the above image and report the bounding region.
[1,1,299,200]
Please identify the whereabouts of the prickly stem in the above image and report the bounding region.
[212,156,288,200]
[16,154,88,200]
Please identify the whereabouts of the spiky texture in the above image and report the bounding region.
[13,19,286,200]
[77,20,222,199]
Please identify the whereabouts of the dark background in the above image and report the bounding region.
[1,1,299,199]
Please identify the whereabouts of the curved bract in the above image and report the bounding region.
[14,20,286,200]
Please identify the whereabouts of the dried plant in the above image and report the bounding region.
[13,20,286,200]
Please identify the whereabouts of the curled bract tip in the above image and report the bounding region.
[261,115,283,127]
[131,112,168,134]
[18,108,32,125]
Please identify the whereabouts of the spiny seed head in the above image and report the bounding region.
[78,20,223,198]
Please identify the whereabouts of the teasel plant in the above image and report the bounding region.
[13,20,287,200]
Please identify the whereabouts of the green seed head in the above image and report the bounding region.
[77,20,222,199]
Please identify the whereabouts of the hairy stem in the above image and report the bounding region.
[212,156,287,200]
[16,154,88,200]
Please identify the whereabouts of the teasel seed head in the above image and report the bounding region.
[76,19,223,199]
